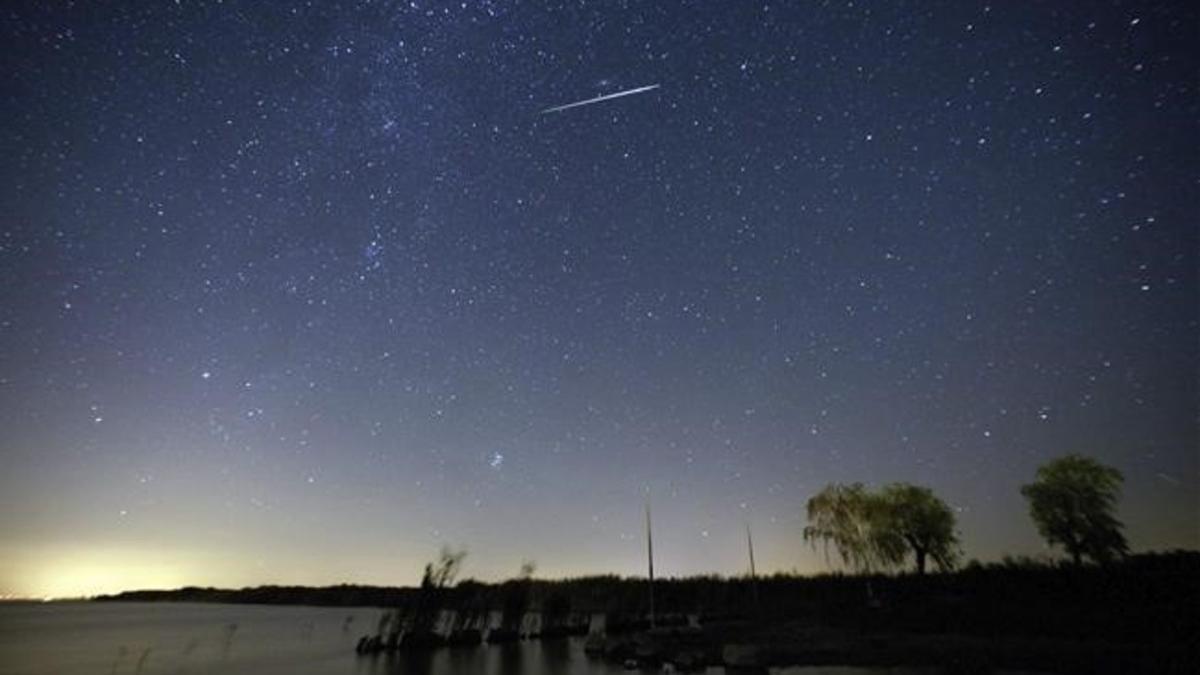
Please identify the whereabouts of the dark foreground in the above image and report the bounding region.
[95,551,1199,674]
[585,620,1193,674]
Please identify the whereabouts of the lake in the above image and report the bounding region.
[0,602,952,674]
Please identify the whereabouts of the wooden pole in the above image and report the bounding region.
[646,501,656,629]
[746,522,760,616]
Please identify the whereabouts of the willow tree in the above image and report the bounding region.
[1021,454,1128,565]
[804,482,959,574]
[879,483,960,574]
[802,483,905,573]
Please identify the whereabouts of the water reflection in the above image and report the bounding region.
[539,638,572,675]
[353,639,626,675]
[0,603,981,675]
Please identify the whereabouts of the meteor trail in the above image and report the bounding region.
[540,84,661,114]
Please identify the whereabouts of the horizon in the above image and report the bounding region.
[2,2,1196,601]
[11,546,1199,603]
[5,517,1197,599]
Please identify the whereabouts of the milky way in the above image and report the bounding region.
[0,1,1196,597]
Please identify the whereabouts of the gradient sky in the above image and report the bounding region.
[1,1,1196,599]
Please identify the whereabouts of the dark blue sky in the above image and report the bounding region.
[1,1,1196,597]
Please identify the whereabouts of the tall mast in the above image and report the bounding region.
[646,501,656,629]
[746,521,760,615]
[746,522,757,579]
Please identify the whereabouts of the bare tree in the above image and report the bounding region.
[421,545,467,589]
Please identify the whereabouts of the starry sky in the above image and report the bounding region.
[1,1,1196,599]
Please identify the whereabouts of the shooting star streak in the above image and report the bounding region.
[540,84,661,114]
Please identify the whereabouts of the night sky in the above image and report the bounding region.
[1,1,1196,599]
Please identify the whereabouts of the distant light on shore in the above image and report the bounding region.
[7,545,200,599]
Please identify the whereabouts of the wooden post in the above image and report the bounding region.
[746,522,760,617]
[646,501,656,629]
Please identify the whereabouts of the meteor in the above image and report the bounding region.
[540,84,661,114]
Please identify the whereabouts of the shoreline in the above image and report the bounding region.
[78,552,1200,673]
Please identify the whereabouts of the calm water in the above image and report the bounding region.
[0,602,946,675]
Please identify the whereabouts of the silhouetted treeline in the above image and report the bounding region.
[96,550,1198,643]
[95,584,419,607]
